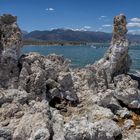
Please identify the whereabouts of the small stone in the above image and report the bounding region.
[1,120,9,127]
[123,119,135,130]
[58,72,73,90]
[15,111,24,119]
[117,108,132,119]
[0,128,12,140]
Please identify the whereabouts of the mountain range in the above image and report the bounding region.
[23,29,140,44]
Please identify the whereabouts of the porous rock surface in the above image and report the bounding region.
[0,14,140,140]
[91,14,131,82]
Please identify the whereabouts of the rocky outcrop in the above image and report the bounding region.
[64,118,121,140]
[0,13,140,140]
[18,53,78,107]
[91,14,131,82]
[0,14,22,57]
[0,14,22,89]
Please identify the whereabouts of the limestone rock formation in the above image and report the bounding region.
[0,14,22,89]
[0,14,22,58]
[0,13,140,140]
[92,14,131,82]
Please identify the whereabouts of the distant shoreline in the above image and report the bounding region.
[23,40,140,47]
[23,40,110,46]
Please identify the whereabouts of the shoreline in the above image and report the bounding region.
[23,40,140,47]
[23,40,110,46]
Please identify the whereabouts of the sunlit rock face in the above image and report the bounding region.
[93,14,131,82]
[0,14,22,88]
[108,14,131,77]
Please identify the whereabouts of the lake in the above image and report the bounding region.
[21,45,140,72]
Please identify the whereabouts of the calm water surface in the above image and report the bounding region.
[21,45,140,71]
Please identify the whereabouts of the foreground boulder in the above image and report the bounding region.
[64,118,122,140]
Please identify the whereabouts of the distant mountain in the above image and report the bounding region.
[23,29,140,43]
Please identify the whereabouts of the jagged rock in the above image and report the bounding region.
[58,72,73,90]
[112,74,140,109]
[0,14,22,89]
[123,119,135,130]
[116,108,132,119]
[64,118,122,140]
[0,14,17,24]
[64,117,96,140]
[93,119,122,140]
[18,52,79,105]
[90,14,131,83]
[46,79,60,89]
[13,113,50,140]
[97,89,121,114]
[114,88,140,109]
[51,109,65,140]
[13,100,51,140]
[124,129,140,140]
[0,128,12,140]
[0,89,30,106]
[0,14,22,57]
[1,102,21,118]
[114,74,139,89]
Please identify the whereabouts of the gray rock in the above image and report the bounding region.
[58,72,73,90]
[114,88,140,109]
[0,14,22,58]
[124,129,140,140]
[0,14,22,89]
[0,128,12,140]
[89,14,131,82]
[46,79,60,89]
[13,101,51,140]
[64,118,122,140]
[97,89,121,114]
[0,14,17,24]
[93,119,122,140]
[51,110,65,140]
[0,89,30,106]
[64,117,96,140]
[116,108,132,119]
[123,119,135,130]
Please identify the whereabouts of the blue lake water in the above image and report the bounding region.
[21,45,140,71]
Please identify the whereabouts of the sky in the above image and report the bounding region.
[1,0,140,34]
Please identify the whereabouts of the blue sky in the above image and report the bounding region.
[1,0,140,34]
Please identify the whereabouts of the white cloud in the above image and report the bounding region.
[74,28,87,31]
[73,26,92,31]
[46,8,55,11]
[98,27,103,30]
[128,29,140,35]
[99,16,107,20]
[101,16,106,18]
[50,28,86,31]
[127,22,140,27]
[50,26,92,32]
[102,24,112,27]
[83,26,91,29]
[130,18,140,22]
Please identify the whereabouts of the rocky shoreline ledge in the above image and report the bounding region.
[0,14,140,140]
